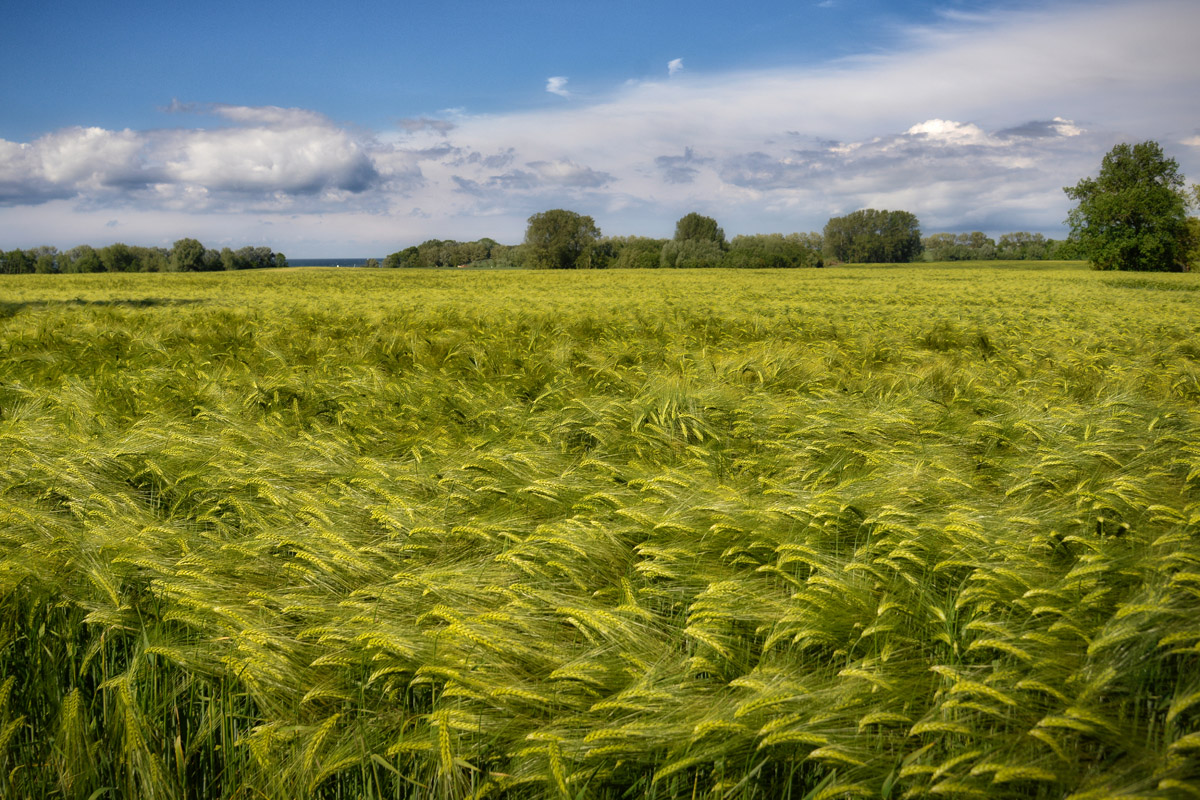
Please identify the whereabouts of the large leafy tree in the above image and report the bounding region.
[674,212,725,247]
[1064,141,1190,271]
[823,209,922,263]
[523,209,601,269]
[170,237,208,272]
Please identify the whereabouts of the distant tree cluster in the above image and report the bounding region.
[0,239,288,275]
[382,211,824,270]
[382,237,519,269]
[921,231,1072,261]
[823,209,923,264]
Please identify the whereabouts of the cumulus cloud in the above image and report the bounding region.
[668,58,684,77]
[163,125,377,195]
[546,77,571,98]
[0,106,381,211]
[905,119,991,146]
[37,127,152,187]
[0,140,75,204]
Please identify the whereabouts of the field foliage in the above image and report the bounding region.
[2,263,1199,798]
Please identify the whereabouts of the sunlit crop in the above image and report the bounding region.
[2,263,1199,798]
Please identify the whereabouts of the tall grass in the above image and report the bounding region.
[1,265,1199,798]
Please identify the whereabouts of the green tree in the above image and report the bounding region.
[384,247,419,268]
[823,209,922,263]
[660,238,724,269]
[1064,141,1190,271]
[132,246,169,272]
[674,212,725,246]
[220,247,240,271]
[30,246,60,274]
[523,209,600,269]
[725,233,823,268]
[64,245,102,273]
[365,258,380,269]
[922,233,957,261]
[99,243,137,272]
[0,249,34,274]
[170,238,207,272]
[922,232,996,261]
[1185,218,1200,271]
[606,236,667,269]
[997,232,1052,260]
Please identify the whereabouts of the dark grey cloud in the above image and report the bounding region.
[996,118,1084,139]
[381,165,426,194]
[445,147,517,169]
[451,171,539,197]
[451,176,487,196]
[0,179,76,206]
[654,147,712,184]
[489,170,540,190]
[452,160,613,197]
[483,150,516,169]
[411,143,460,161]
[398,117,458,136]
[719,151,825,190]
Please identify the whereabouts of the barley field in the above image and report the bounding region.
[1,263,1199,799]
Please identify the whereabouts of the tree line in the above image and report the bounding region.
[382,209,1079,271]
[382,216,828,271]
[921,231,1076,262]
[0,238,288,275]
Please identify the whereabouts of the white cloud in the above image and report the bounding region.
[161,123,376,195]
[1182,135,1200,148]
[668,58,684,77]
[0,107,381,212]
[546,76,571,98]
[905,119,991,146]
[36,127,148,186]
[208,104,330,128]
[1050,117,1083,138]
[527,159,613,187]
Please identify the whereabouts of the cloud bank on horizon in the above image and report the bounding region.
[1,0,1198,255]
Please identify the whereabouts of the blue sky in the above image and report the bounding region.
[2,0,1198,256]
